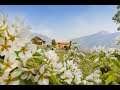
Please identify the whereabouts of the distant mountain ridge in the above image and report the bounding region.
[31,33,51,45]
[71,31,120,52]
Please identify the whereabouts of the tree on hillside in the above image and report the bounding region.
[69,41,72,49]
[112,5,120,30]
[51,39,56,46]
[113,5,120,59]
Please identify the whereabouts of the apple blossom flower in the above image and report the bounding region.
[18,43,37,66]
[45,50,59,63]
[74,77,82,85]
[38,78,49,85]
[83,69,102,85]
[91,45,106,54]
[60,69,74,84]
[94,79,102,84]
[0,68,22,85]
[0,40,13,59]
[82,80,93,85]
[33,64,50,85]
[116,36,120,45]
[1,58,20,71]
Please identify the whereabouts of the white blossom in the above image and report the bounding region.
[37,49,42,53]
[61,70,74,84]
[45,50,59,63]
[74,77,82,85]
[34,74,40,82]
[38,78,49,85]
[0,68,21,85]
[1,58,20,71]
[21,73,29,80]
[18,43,37,66]
[94,58,99,63]
[39,65,46,74]
[91,45,106,54]
[94,79,102,84]
[84,69,102,85]
[116,36,120,45]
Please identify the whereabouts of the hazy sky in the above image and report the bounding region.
[0,5,118,41]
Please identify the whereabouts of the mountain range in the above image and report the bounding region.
[71,31,120,52]
[31,31,120,52]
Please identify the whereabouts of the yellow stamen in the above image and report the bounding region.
[3,59,13,70]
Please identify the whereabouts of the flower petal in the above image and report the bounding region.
[19,52,25,59]
[21,73,28,80]
[11,61,19,69]
[11,70,22,79]
[39,65,45,74]
[9,80,20,85]
[2,68,11,80]
[25,51,32,59]
[27,73,32,80]
[9,52,17,61]
[43,78,49,85]
[34,74,40,82]
[38,79,43,85]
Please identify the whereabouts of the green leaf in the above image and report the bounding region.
[3,19,6,25]
[89,55,97,60]
[101,80,106,85]
[113,53,120,61]
[15,51,20,56]
[12,68,20,72]
[33,52,41,56]
[16,58,22,62]
[100,52,105,58]
[0,34,5,39]
[27,61,34,67]
[0,58,3,63]
[110,65,119,71]
[49,73,62,85]
[25,79,35,85]
[111,59,120,69]
[101,61,104,67]
[0,33,3,37]
[33,56,44,64]
[116,55,120,61]
[105,75,116,85]
[100,71,115,79]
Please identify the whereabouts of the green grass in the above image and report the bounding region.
[79,59,98,77]
[55,50,69,61]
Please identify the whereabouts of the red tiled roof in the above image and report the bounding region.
[56,42,70,45]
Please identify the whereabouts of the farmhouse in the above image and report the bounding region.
[56,42,70,47]
[32,36,46,45]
